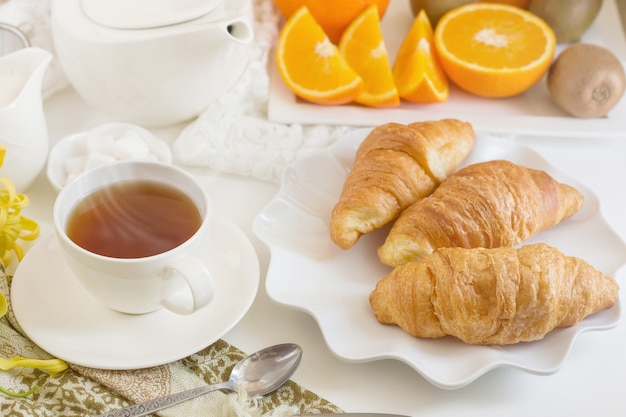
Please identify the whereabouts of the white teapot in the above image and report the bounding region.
[0,47,52,191]
[51,0,254,127]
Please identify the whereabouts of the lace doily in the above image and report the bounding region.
[172,0,360,183]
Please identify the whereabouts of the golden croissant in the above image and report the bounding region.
[370,243,619,345]
[330,119,475,249]
[378,159,584,267]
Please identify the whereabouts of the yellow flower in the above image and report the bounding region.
[0,356,68,377]
[0,145,40,266]
[0,291,68,397]
[0,291,6,317]
[0,147,66,397]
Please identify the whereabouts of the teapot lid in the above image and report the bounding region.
[80,0,223,29]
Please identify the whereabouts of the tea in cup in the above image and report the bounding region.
[53,161,214,315]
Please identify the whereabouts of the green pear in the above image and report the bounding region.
[527,0,603,43]
[409,0,478,27]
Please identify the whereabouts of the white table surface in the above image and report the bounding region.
[28,80,626,417]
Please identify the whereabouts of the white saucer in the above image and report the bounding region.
[11,216,259,370]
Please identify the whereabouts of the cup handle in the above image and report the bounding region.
[161,256,214,315]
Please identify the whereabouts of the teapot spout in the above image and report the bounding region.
[225,16,253,45]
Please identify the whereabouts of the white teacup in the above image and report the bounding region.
[53,161,214,315]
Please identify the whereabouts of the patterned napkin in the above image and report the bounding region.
[0,265,342,416]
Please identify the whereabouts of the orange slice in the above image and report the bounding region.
[338,4,399,108]
[392,9,449,103]
[276,6,363,105]
[433,3,556,98]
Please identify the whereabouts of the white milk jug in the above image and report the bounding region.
[0,47,52,191]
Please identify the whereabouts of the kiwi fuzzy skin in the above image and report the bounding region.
[547,43,626,118]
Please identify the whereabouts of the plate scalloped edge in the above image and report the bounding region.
[254,130,626,389]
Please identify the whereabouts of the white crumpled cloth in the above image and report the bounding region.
[172,0,360,182]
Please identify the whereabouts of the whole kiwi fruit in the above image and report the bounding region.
[547,43,625,118]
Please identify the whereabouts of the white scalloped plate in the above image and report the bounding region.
[253,130,626,389]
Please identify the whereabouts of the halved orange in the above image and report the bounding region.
[338,5,399,108]
[434,3,556,98]
[392,9,449,103]
[276,6,363,105]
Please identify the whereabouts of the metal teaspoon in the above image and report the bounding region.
[94,343,303,417]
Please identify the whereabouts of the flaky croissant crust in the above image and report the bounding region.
[330,119,474,250]
[378,159,584,266]
[370,243,619,345]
